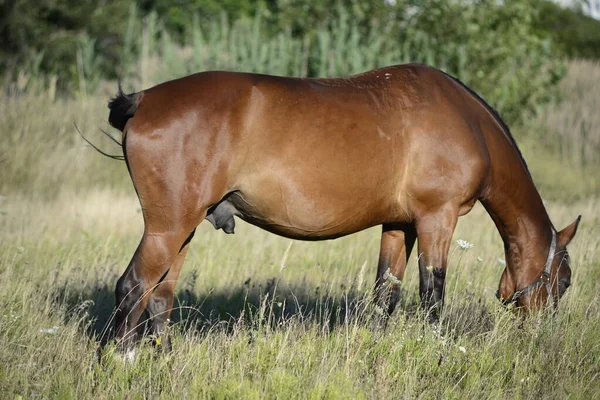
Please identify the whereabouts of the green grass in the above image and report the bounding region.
[0,192,599,398]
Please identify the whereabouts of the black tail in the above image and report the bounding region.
[108,83,139,131]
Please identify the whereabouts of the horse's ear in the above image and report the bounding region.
[557,215,582,248]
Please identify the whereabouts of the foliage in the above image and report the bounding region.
[385,0,564,123]
[1,0,566,125]
[138,0,263,37]
[0,0,131,92]
[114,0,561,124]
[535,0,600,60]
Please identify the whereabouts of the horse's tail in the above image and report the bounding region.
[108,83,141,132]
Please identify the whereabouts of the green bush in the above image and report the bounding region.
[2,0,564,125]
[113,0,562,125]
[0,0,131,92]
[535,1,600,60]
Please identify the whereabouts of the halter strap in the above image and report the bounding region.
[496,229,557,307]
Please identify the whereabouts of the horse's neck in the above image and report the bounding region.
[480,154,553,286]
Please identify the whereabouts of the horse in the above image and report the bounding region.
[107,63,580,353]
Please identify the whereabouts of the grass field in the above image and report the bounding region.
[1,62,599,398]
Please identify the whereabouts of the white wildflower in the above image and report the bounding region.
[458,346,466,354]
[456,240,473,250]
[497,258,506,266]
[477,257,484,262]
[383,267,402,285]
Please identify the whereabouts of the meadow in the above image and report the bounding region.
[1,58,600,398]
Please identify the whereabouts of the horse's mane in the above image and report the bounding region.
[442,72,532,179]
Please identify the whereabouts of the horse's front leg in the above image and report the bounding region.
[373,224,417,318]
[415,205,458,321]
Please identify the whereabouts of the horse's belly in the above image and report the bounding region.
[209,183,395,240]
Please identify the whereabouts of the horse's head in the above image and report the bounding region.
[498,216,581,311]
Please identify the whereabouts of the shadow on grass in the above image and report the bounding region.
[58,277,371,340]
[55,276,496,343]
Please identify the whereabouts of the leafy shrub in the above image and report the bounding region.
[1,0,565,124]
[116,0,562,125]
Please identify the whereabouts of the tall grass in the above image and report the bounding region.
[531,59,600,167]
[115,7,463,92]
[0,189,598,398]
[0,90,128,197]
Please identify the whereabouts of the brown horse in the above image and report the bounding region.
[107,64,580,352]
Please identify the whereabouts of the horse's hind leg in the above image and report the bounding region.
[114,224,200,353]
[415,205,458,321]
[114,120,222,354]
[373,224,417,317]
[144,230,195,351]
